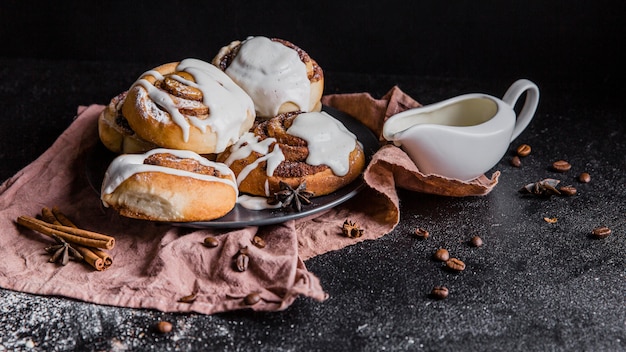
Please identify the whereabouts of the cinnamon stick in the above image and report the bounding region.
[90,248,113,268]
[51,206,78,228]
[41,207,113,271]
[41,207,61,225]
[17,215,115,250]
[74,246,105,271]
[40,209,113,271]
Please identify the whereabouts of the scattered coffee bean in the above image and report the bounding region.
[177,292,197,304]
[591,226,611,239]
[430,286,449,300]
[203,236,219,248]
[235,252,249,272]
[543,217,558,223]
[244,292,261,305]
[251,235,266,248]
[445,258,466,272]
[516,144,532,157]
[433,248,450,262]
[156,321,173,334]
[469,236,483,247]
[558,185,577,196]
[578,172,591,183]
[414,228,429,239]
[552,160,572,172]
[510,155,521,167]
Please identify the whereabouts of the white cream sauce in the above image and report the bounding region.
[287,111,358,176]
[236,195,282,210]
[101,148,238,205]
[134,58,255,153]
[224,36,311,117]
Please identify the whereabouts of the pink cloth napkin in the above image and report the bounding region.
[0,87,499,314]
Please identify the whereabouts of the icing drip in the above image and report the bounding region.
[225,36,311,117]
[134,58,255,153]
[222,132,285,180]
[101,148,238,204]
[287,111,358,176]
[237,195,282,210]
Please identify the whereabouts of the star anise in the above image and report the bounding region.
[274,181,314,212]
[519,178,561,197]
[44,233,83,266]
[342,220,363,238]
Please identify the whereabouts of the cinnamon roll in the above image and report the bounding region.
[101,149,238,222]
[216,110,365,198]
[98,91,158,154]
[212,36,324,118]
[122,59,256,154]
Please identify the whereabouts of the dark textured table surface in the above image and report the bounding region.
[0,58,624,351]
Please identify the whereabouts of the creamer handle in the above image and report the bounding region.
[502,79,540,141]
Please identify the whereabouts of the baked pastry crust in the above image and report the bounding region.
[98,91,158,154]
[122,59,255,154]
[212,36,324,118]
[217,111,365,197]
[101,149,238,222]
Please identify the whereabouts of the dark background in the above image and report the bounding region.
[1,2,625,351]
[2,0,624,98]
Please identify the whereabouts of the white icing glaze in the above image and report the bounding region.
[224,36,311,117]
[101,148,238,205]
[237,194,282,210]
[287,111,358,176]
[222,132,285,181]
[134,58,255,153]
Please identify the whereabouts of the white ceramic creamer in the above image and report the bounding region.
[382,79,539,181]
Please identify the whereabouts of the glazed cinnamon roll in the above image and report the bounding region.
[216,111,365,197]
[98,91,158,154]
[122,59,256,154]
[212,36,324,118]
[101,149,238,222]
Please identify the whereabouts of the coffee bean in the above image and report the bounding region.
[579,172,591,183]
[177,292,197,304]
[414,228,429,239]
[244,292,261,305]
[430,286,449,300]
[156,321,173,334]
[543,217,558,224]
[558,185,577,196]
[203,236,219,248]
[552,160,571,172]
[251,235,266,248]
[510,155,521,167]
[235,252,249,272]
[445,258,466,272]
[433,248,450,262]
[469,236,483,247]
[591,226,611,239]
[516,144,532,157]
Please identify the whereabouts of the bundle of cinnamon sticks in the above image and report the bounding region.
[17,207,114,271]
